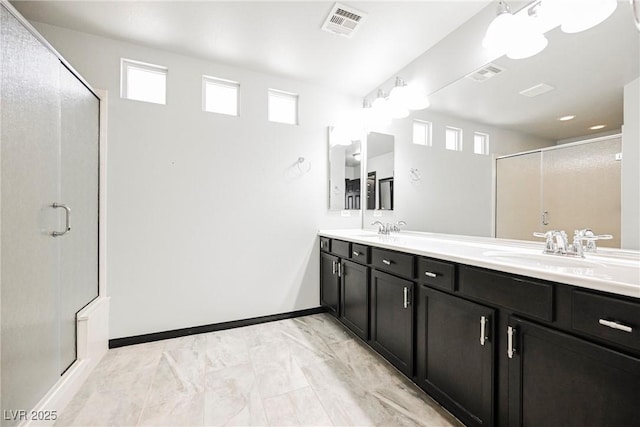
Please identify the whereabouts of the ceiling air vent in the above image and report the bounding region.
[321,3,367,38]
[519,83,555,97]
[465,63,506,83]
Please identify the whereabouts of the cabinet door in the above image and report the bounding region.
[320,252,340,316]
[340,259,369,340]
[1,6,62,420]
[416,287,494,427]
[370,270,413,376]
[59,64,100,373]
[508,317,640,427]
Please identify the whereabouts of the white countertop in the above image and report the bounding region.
[318,229,640,299]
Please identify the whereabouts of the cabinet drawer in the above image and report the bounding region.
[331,239,351,258]
[572,290,640,353]
[418,257,455,291]
[459,266,553,322]
[371,248,414,279]
[319,237,330,252]
[350,243,370,264]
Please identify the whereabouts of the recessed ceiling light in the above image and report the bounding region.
[558,115,575,121]
[589,125,606,130]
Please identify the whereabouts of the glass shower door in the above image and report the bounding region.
[1,6,62,422]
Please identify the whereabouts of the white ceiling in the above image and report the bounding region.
[11,0,491,97]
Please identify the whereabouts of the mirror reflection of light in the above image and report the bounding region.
[542,0,618,34]
[558,115,576,121]
[484,0,618,60]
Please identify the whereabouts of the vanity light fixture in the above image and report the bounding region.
[483,1,547,59]
[558,115,576,121]
[484,0,617,60]
[589,124,607,130]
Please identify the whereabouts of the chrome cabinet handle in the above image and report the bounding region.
[599,319,633,333]
[507,326,515,359]
[403,287,409,309]
[382,259,392,265]
[51,203,71,237]
[337,262,342,277]
[542,211,549,226]
[424,271,438,278]
[480,316,488,346]
[353,251,360,256]
[332,260,336,275]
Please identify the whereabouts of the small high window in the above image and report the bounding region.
[474,132,490,155]
[203,76,239,116]
[268,89,298,125]
[445,126,463,151]
[121,58,167,105]
[412,120,432,146]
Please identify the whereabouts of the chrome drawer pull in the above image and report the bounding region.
[507,326,515,359]
[424,271,438,278]
[599,319,633,333]
[480,316,488,346]
[332,260,336,275]
[382,259,392,265]
[403,287,409,309]
[353,251,360,256]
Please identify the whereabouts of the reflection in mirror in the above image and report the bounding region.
[379,178,394,210]
[384,4,638,249]
[328,128,362,210]
[366,132,394,211]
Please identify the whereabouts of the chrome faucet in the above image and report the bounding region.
[533,228,613,258]
[372,220,407,235]
[372,221,388,235]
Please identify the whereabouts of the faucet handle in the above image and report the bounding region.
[533,230,557,253]
[393,221,407,233]
[574,229,613,252]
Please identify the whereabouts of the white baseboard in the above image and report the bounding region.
[20,296,110,427]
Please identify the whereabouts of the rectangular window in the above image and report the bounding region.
[121,58,167,105]
[203,76,239,116]
[412,120,432,146]
[445,126,463,151]
[474,132,490,155]
[268,89,298,125]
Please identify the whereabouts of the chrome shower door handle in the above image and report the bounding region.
[51,203,71,237]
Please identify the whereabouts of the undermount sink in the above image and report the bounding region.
[482,250,607,269]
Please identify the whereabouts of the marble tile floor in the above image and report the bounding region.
[56,313,463,427]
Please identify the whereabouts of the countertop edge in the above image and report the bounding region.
[318,230,640,300]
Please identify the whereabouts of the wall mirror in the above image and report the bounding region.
[328,128,362,211]
[389,3,639,249]
[366,132,394,210]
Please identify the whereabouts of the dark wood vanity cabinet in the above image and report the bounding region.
[319,235,640,427]
[320,251,340,316]
[320,239,370,339]
[370,269,414,377]
[416,286,495,427]
[340,259,369,340]
[507,317,640,427]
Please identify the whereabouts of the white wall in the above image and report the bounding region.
[622,77,640,250]
[364,110,554,236]
[34,22,360,339]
